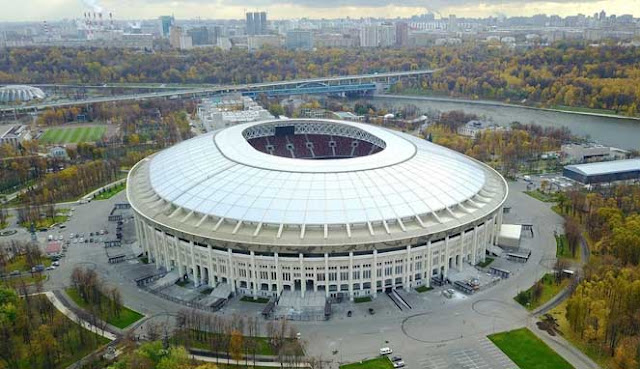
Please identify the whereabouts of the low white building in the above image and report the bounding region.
[457,120,503,137]
[561,143,612,163]
[0,125,31,148]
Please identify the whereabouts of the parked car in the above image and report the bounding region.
[347,310,352,317]
[392,361,405,368]
[368,308,375,315]
[52,261,60,267]
[442,288,455,299]
[379,347,392,355]
[392,356,402,362]
[46,266,55,271]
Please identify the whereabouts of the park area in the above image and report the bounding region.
[40,125,107,144]
[65,287,144,329]
[488,328,573,369]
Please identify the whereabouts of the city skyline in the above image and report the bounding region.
[2,0,640,22]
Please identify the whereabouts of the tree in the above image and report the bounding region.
[229,330,244,363]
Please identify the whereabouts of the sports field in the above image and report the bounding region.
[40,125,107,144]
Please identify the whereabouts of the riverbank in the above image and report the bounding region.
[369,94,640,149]
[380,94,640,122]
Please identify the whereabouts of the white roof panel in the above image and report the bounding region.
[565,158,640,176]
[148,119,488,226]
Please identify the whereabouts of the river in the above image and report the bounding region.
[368,95,640,150]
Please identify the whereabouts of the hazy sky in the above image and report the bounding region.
[1,0,639,22]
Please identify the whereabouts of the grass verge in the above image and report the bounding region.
[524,190,559,203]
[340,356,393,369]
[240,296,270,303]
[556,234,578,260]
[415,285,433,293]
[476,257,495,268]
[488,328,573,369]
[65,287,144,329]
[354,296,372,303]
[514,274,570,311]
[94,182,126,200]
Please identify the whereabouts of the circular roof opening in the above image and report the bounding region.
[243,121,385,160]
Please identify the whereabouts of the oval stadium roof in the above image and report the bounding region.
[146,119,496,227]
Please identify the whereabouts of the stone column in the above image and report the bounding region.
[425,241,432,288]
[404,245,411,291]
[443,236,450,279]
[348,252,354,301]
[299,253,305,299]
[227,248,236,294]
[251,251,258,299]
[189,241,198,286]
[471,226,479,265]
[208,244,214,287]
[275,253,282,297]
[324,253,329,298]
[372,249,378,298]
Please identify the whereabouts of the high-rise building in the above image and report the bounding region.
[359,25,379,47]
[259,12,267,34]
[188,26,211,46]
[169,26,192,50]
[246,11,267,36]
[159,15,174,38]
[285,29,313,50]
[379,23,396,47]
[395,22,409,46]
[246,12,255,35]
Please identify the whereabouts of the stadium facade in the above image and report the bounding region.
[127,119,508,300]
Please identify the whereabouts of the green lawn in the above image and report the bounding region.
[240,296,270,303]
[40,125,107,144]
[340,356,393,369]
[415,285,433,293]
[354,296,372,303]
[488,328,573,369]
[476,257,495,268]
[515,274,570,311]
[94,183,126,200]
[65,287,144,329]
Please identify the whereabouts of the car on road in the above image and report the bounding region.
[442,288,455,299]
[392,360,405,368]
[368,308,375,315]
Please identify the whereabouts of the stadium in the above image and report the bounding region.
[127,119,508,301]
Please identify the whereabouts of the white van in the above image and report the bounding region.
[380,347,393,355]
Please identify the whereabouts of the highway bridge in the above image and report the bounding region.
[1,69,436,114]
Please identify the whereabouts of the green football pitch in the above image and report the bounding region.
[40,126,107,144]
